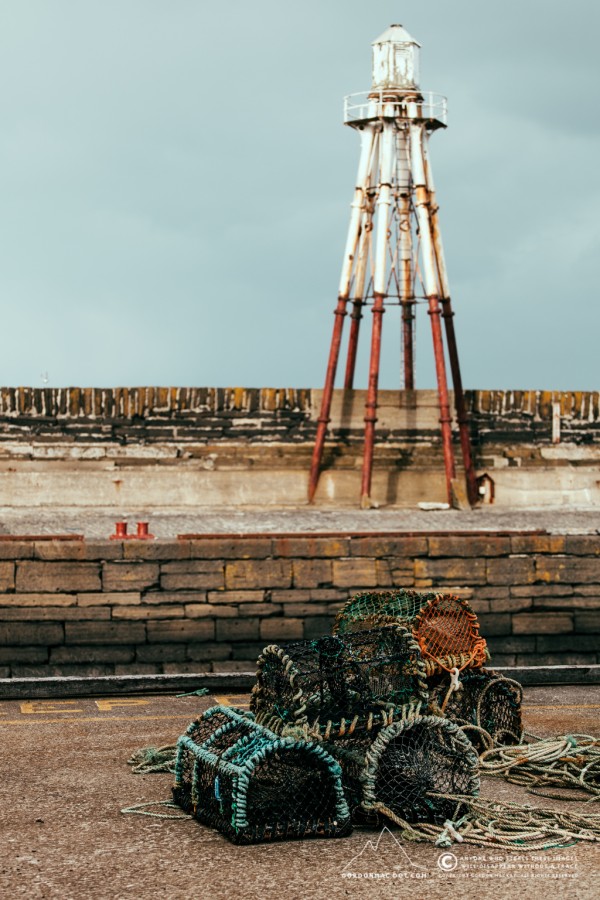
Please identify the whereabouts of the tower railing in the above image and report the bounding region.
[343,91,448,128]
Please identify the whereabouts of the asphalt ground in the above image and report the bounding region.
[0,506,598,538]
[0,686,599,900]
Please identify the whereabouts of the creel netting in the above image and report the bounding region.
[333,589,488,674]
[250,626,428,738]
[172,705,351,844]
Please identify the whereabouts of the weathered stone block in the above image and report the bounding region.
[512,613,573,634]
[114,663,161,675]
[65,621,146,644]
[146,620,215,643]
[162,661,212,673]
[231,642,270,660]
[414,558,487,585]
[189,538,273,559]
[428,536,510,558]
[0,622,64,645]
[292,559,332,588]
[207,590,266,604]
[0,592,76,607]
[269,590,311,603]
[537,634,599,652]
[135,644,188,662]
[575,611,600,632]
[212,660,255,673]
[142,590,205,605]
[350,537,427,558]
[0,606,110,621]
[532,597,597,610]
[510,535,566,554]
[78,591,141,607]
[486,558,535,585]
[161,571,224,590]
[259,618,303,641]
[187,643,232,661]
[282,603,330,617]
[225,560,292,590]
[486,635,536,653]
[511,584,573,597]
[488,597,533,613]
[15,561,100,593]
[112,605,184,619]
[564,536,600,556]
[236,603,281,618]
[102,562,160,591]
[216,618,260,641]
[273,537,350,558]
[535,558,600,585]
[475,613,511,636]
[50,645,135,664]
[184,603,236,618]
[34,541,123,561]
[332,558,379,588]
[0,542,34,560]
[123,541,191,560]
[0,646,49,663]
[308,589,350,601]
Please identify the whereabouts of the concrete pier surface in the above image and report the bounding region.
[0,505,598,538]
[0,685,599,900]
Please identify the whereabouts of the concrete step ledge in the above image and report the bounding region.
[1,665,599,700]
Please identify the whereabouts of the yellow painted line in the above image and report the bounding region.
[0,714,203,726]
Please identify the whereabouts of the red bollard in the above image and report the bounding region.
[136,522,155,540]
[110,521,128,540]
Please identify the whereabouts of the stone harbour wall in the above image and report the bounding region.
[0,532,598,677]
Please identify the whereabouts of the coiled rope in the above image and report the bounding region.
[479,733,600,800]
[374,793,600,851]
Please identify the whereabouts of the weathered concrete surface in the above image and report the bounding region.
[0,505,598,538]
[0,686,599,899]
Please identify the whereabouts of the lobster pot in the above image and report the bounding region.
[172,706,351,844]
[334,589,488,676]
[430,668,523,752]
[251,627,428,738]
[361,714,480,825]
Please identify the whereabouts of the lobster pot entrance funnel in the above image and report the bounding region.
[362,714,480,825]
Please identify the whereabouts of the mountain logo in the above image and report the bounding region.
[342,827,429,872]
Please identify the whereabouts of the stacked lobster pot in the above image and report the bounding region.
[172,705,351,844]
[250,625,480,827]
[333,589,523,752]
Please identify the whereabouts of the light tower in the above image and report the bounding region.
[308,24,477,508]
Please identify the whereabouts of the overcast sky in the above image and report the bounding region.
[0,1,598,390]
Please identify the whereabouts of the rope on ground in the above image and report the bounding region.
[175,688,210,698]
[479,733,600,800]
[121,800,189,819]
[374,793,600,851]
[127,745,178,775]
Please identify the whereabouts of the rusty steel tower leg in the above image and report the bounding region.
[360,121,395,508]
[361,292,385,506]
[344,209,372,388]
[422,138,478,505]
[440,297,478,505]
[427,294,456,502]
[308,126,376,502]
[410,120,456,504]
[308,297,349,502]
